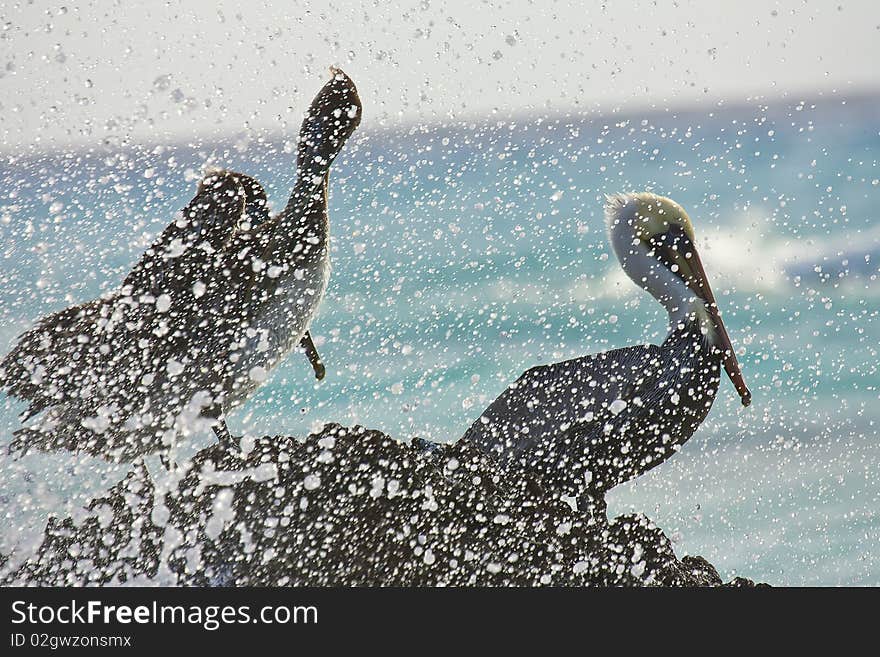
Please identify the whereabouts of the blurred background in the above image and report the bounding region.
[1,1,878,585]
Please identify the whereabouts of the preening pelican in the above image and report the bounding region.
[1,68,361,461]
[458,192,750,516]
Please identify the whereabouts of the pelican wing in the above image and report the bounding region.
[0,298,106,421]
[123,172,248,296]
[0,172,267,457]
[1,174,245,405]
[460,343,665,493]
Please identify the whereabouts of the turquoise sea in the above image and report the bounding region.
[1,94,878,585]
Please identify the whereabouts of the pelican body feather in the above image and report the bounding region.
[459,321,720,499]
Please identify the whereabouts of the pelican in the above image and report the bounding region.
[1,68,361,461]
[457,192,750,517]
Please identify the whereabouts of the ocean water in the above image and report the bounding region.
[1,95,878,585]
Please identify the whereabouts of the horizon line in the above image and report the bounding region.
[2,82,878,159]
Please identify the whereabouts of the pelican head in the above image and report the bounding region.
[298,67,362,175]
[605,192,751,406]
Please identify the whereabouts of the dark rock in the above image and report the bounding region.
[2,423,759,586]
[678,555,724,586]
[725,576,765,587]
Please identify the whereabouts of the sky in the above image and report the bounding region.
[0,0,878,150]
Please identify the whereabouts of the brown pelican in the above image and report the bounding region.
[0,68,361,461]
[457,192,750,517]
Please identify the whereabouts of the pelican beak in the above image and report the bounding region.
[661,227,752,407]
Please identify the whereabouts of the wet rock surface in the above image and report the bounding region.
[3,423,760,586]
